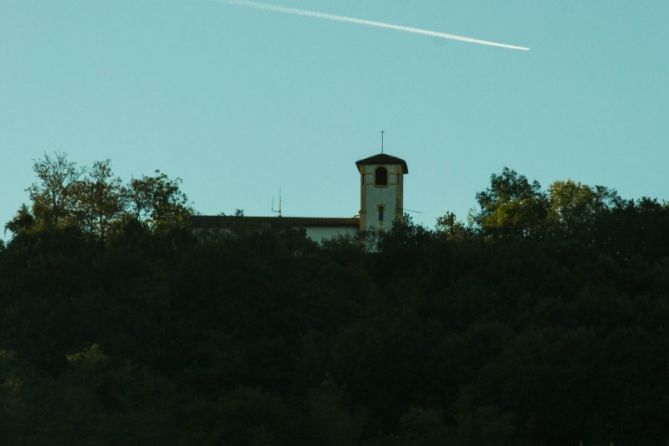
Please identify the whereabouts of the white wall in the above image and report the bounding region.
[305,226,359,243]
[360,164,404,231]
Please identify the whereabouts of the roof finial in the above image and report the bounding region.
[381,130,385,154]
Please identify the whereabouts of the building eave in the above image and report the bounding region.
[355,153,409,174]
[190,215,360,229]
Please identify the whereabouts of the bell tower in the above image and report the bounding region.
[356,153,409,231]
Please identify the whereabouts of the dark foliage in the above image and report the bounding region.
[1,162,668,445]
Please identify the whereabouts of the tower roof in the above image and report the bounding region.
[355,153,409,174]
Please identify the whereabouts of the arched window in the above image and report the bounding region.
[375,167,388,186]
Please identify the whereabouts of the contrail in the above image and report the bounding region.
[220,0,530,52]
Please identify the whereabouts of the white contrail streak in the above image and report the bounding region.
[220,0,530,52]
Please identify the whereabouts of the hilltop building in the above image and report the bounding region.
[191,153,408,242]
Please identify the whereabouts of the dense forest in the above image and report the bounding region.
[1,154,668,445]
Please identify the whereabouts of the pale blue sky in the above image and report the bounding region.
[1,0,668,229]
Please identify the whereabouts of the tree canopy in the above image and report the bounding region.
[6,154,191,238]
[1,157,668,445]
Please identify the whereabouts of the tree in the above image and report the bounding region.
[9,154,192,239]
[471,168,548,238]
[126,171,192,230]
[547,180,619,237]
[27,152,85,229]
[435,211,471,240]
[72,160,126,238]
[5,204,35,235]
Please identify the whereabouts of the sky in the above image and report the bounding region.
[1,0,668,230]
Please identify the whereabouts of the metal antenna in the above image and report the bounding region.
[272,187,282,217]
[381,130,385,154]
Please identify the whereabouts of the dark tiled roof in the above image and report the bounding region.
[356,153,409,173]
[190,215,360,229]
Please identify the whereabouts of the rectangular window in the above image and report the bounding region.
[378,205,385,222]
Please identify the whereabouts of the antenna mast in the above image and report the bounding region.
[272,187,282,217]
[381,130,385,154]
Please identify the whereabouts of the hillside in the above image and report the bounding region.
[1,158,668,445]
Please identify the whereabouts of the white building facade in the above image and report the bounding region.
[356,153,409,232]
[192,152,408,241]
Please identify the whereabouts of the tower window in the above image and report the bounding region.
[378,205,385,222]
[375,167,388,186]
